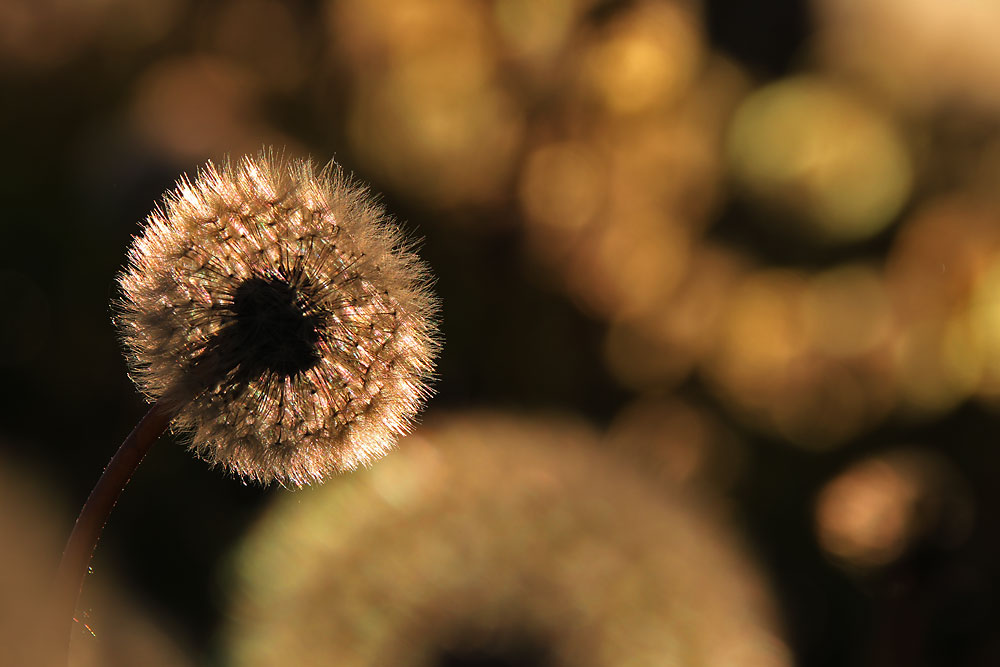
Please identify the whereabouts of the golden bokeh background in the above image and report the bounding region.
[2,0,1000,664]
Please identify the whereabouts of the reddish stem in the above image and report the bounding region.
[55,401,171,661]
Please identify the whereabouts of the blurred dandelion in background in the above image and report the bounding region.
[814,0,1000,113]
[726,76,913,244]
[225,413,791,667]
[327,0,526,207]
[0,457,65,666]
[815,449,973,571]
[0,454,195,667]
[127,55,297,164]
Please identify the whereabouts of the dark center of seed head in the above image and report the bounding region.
[431,629,554,667]
[231,276,324,378]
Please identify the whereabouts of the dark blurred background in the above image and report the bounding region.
[2,0,1000,665]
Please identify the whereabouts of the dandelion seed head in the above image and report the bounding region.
[116,151,439,486]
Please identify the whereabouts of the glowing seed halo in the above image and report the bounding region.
[116,151,439,486]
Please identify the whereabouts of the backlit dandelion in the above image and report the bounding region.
[56,150,439,661]
[117,151,439,486]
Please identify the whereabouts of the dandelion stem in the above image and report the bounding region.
[55,400,171,660]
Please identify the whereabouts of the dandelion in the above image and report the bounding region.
[56,150,438,662]
[117,151,438,485]
[226,413,791,667]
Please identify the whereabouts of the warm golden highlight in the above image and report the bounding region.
[116,152,439,486]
